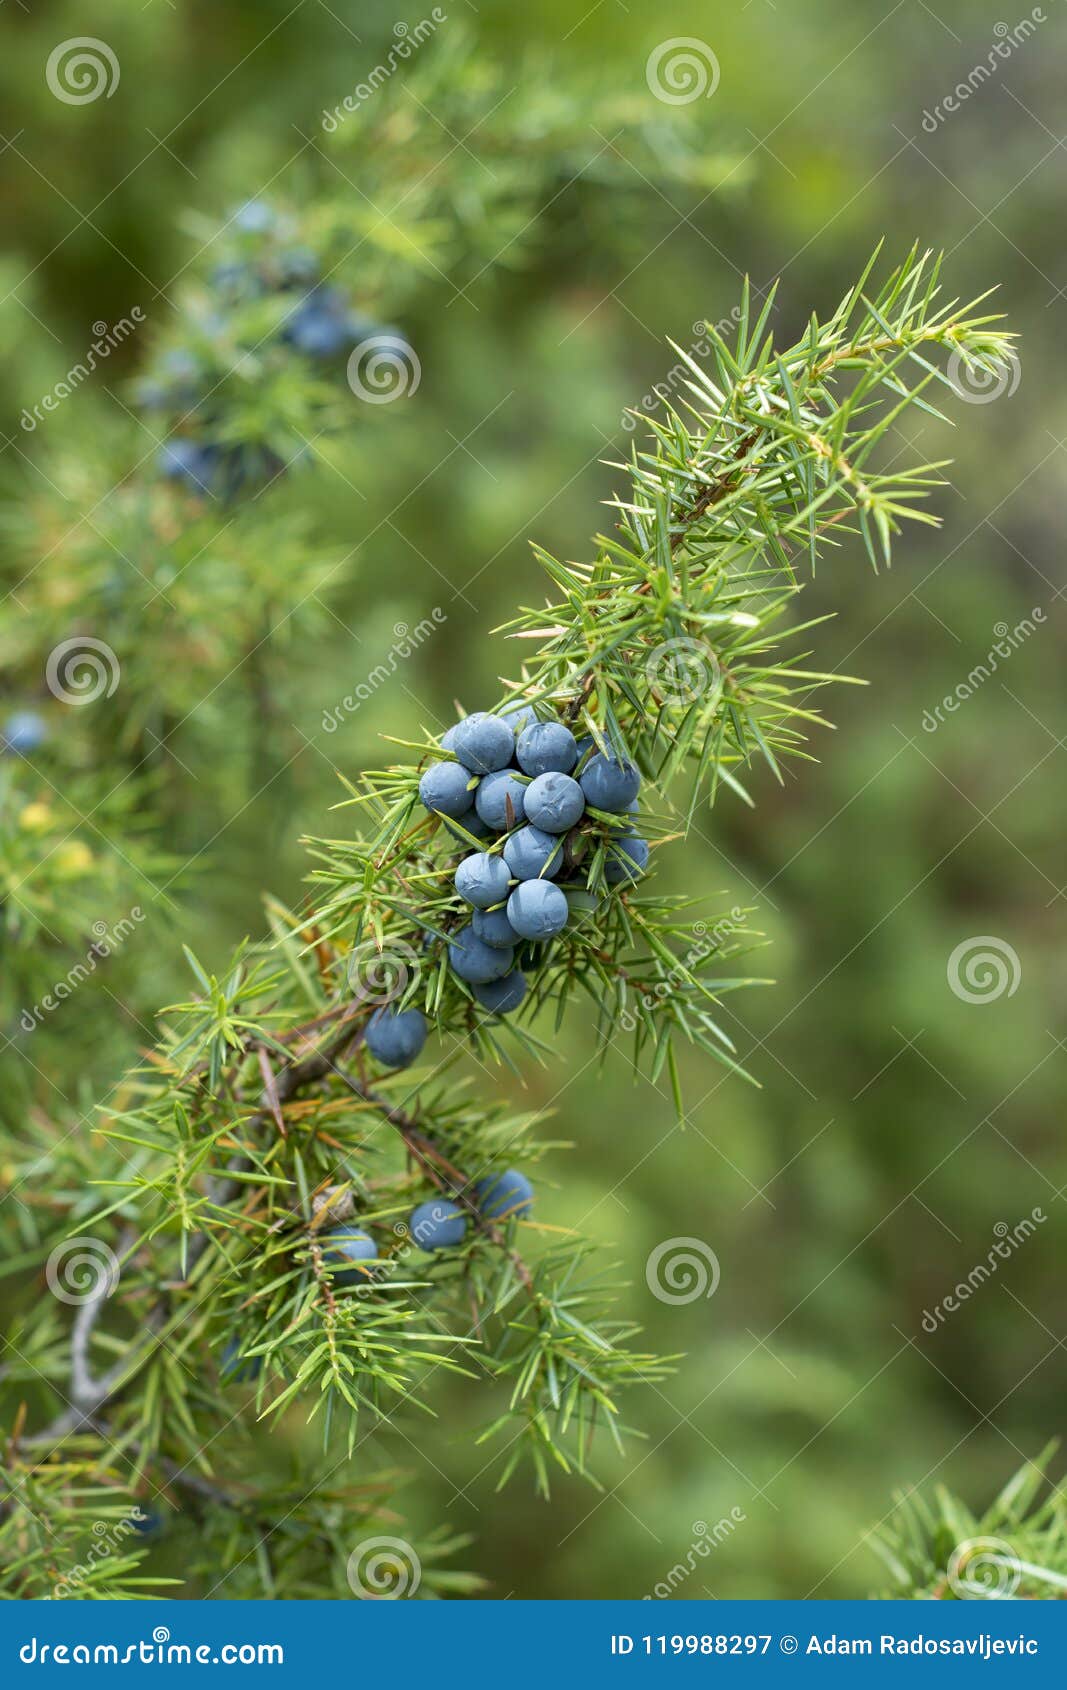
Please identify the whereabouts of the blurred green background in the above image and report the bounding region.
[1,0,1062,1598]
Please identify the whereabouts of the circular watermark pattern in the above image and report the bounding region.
[947,348,1020,404]
[947,1535,1022,1598]
[645,636,722,708]
[45,1236,120,1306]
[346,936,420,1008]
[645,38,720,106]
[46,38,120,105]
[347,334,421,404]
[947,936,1020,1004]
[646,1237,720,1305]
[346,1535,422,1599]
[46,637,120,706]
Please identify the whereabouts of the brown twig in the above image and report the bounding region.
[45,1009,371,1442]
[332,1067,536,1294]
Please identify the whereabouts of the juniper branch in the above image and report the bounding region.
[19,247,1013,1521]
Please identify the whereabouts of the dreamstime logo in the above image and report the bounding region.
[344,1219,413,1297]
[947,1536,1022,1599]
[346,937,420,1008]
[46,38,120,105]
[623,312,747,432]
[51,1508,148,1599]
[20,311,145,431]
[322,10,447,131]
[322,610,447,733]
[347,334,421,404]
[346,1536,422,1598]
[46,637,120,706]
[45,1236,119,1306]
[947,936,1021,1004]
[646,1237,720,1305]
[643,1510,747,1599]
[920,1208,1045,1334]
[21,907,146,1033]
[947,348,1021,404]
[645,38,720,105]
[645,636,722,708]
[921,609,1045,732]
[19,1631,283,1664]
[618,909,747,1035]
[920,11,1046,132]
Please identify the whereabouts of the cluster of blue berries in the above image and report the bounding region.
[355,706,647,1072]
[313,1171,535,1280]
[321,707,648,1271]
[146,198,401,499]
[421,704,647,1009]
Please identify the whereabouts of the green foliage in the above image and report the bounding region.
[310,247,1013,1102]
[507,248,1011,787]
[0,1443,178,1600]
[0,243,1012,1597]
[873,1449,1067,1600]
[0,8,1035,1594]
[0,32,728,1127]
[0,42,750,1590]
[0,1434,482,1601]
[318,23,750,277]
